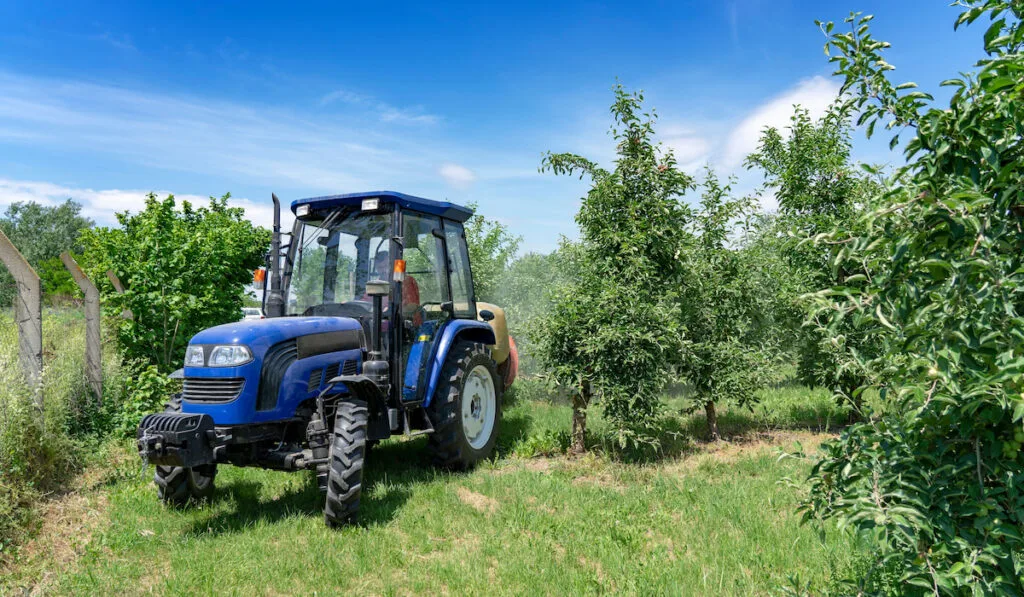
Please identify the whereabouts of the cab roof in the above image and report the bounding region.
[291,191,474,223]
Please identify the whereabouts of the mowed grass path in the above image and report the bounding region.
[5,393,858,596]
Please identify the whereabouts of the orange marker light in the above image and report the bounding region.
[393,259,406,282]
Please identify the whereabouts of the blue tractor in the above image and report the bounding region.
[137,191,517,526]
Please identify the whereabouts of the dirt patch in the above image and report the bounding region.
[578,556,614,590]
[1,488,110,594]
[644,530,678,561]
[456,487,498,514]
[666,430,834,474]
[415,533,483,563]
[522,459,553,473]
[489,457,556,476]
[525,495,556,514]
[571,473,627,493]
[138,558,172,594]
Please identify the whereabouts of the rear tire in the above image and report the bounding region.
[427,341,502,470]
[324,400,368,527]
[153,395,217,506]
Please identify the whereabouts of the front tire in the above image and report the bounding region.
[153,394,217,506]
[427,341,502,469]
[324,400,368,527]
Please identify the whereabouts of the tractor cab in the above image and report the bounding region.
[138,191,515,527]
[276,192,482,408]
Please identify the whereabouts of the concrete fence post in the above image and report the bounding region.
[62,252,102,404]
[106,270,133,320]
[0,228,43,413]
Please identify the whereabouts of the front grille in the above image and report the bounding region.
[342,359,358,375]
[324,362,339,381]
[182,377,245,403]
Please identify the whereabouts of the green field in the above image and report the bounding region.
[3,389,861,596]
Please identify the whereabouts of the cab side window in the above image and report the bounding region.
[402,213,449,318]
[443,220,476,319]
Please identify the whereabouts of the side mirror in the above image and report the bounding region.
[366,279,389,297]
[479,309,494,322]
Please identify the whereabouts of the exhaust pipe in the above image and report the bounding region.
[265,193,286,318]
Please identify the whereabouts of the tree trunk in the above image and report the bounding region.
[570,381,591,455]
[705,401,720,441]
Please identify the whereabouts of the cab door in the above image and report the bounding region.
[398,213,451,402]
[441,219,476,319]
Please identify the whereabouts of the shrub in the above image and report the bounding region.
[109,364,177,438]
[0,200,93,308]
[81,193,269,371]
[0,309,132,554]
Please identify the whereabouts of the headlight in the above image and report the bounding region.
[208,345,253,367]
[185,345,205,366]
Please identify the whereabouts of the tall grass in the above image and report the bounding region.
[0,309,126,552]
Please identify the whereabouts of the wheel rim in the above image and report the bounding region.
[461,365,496,450]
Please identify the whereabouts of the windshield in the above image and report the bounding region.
[287,209,391,316]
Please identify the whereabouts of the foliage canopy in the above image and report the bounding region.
[0,200,94,304]
[746,106,881,403]
[463,202,522,303]
[82,194,269,371]
[537,85,693,452]
[802,4,1024,593]
[678,171,776,439]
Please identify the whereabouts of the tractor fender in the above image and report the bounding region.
[422,319,496,408]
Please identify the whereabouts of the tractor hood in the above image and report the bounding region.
[189,317,365,357]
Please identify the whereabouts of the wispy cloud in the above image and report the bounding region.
[319,87,440,125]
[0,71,454,193]
[720,76,840,167]
[89,32,136,52]
[217,37,250,62]
[728,2,740,49]
[379,108,439,126]
[318,89,371,106]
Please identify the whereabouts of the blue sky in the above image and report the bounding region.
[0,1,985,252]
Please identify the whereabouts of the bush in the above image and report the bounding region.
[0,308,134,554]
[109,364,177,438]
[81,193,269,371]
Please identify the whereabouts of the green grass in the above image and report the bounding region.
[3,393,861,595]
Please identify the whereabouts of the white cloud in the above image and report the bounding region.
[721,76,841,167]
[661,131,711,170]
[757,188,779,212]
[0,178,278,230]
[438,163,476,188]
